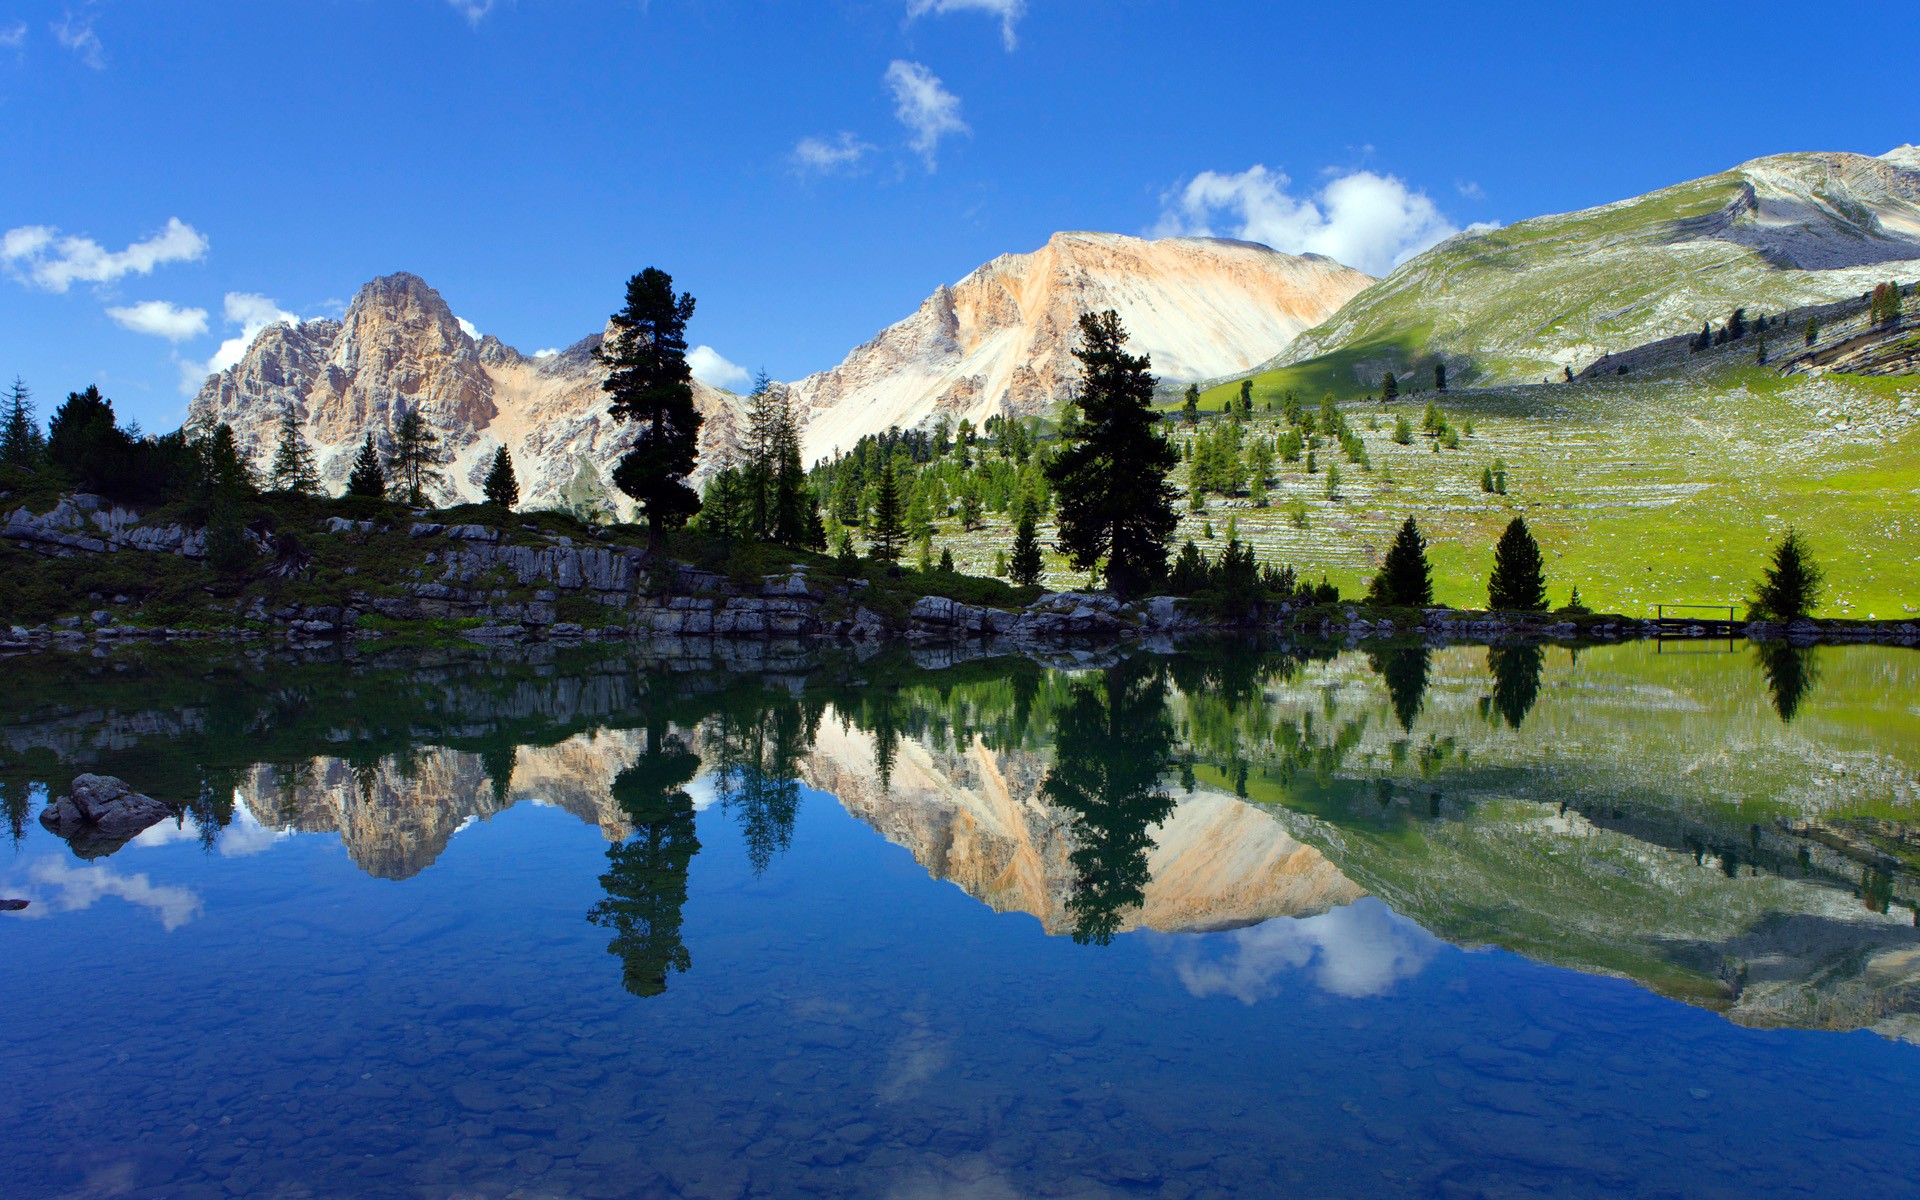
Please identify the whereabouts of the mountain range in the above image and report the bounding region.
[183,147,1920,517]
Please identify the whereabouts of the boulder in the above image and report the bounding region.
[39,774,175,856]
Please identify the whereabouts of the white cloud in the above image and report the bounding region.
[1,217,209,293]
[456,316,480,340]
[907,0,1025,50]
[52,11,103,69]
[688,345,751,391]
[1455,179,1486,201]
[0,22,26,50]
[106,299,210,342]
[1155,165,1460,277]
[791,132,876,177]
[183,292,299,393]
[1167,898,1439,1002]
[447,0,495,24]
[532,347,559,358]
[885,61,969,172]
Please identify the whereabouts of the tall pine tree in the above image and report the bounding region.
[869,459,904,561]
[598,268,704,544]
[1368,516,1434,607]
[1043,310,1178,597]
[1487,516,1548,611]
[1,376,43,467]
[386,404,448,507]
[346,433,386,499]
[1008,505,1043,586]
[483,446,520,510]
[267,407,322,495]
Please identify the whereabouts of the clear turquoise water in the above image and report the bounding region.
[2,642,1917,1199]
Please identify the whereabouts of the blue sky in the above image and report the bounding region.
[3,0,1915,432]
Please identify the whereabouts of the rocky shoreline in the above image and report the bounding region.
[4,492,1917,655]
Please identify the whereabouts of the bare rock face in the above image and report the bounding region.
[187,274,744,521]
[786,232,1374,461]
[185,233,1367,505]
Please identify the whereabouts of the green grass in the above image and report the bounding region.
[975,357,1919,617]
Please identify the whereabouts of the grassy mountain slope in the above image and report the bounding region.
[1221,148,1920,398]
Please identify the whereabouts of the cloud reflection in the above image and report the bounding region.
[10,859,203,930]
[1168,898,1439,1001]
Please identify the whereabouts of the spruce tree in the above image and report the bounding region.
[346,433,387,499]
[1,376,43,467]
[267,407,322,495]
[1750,527,1823,622]
[1434,361,1447,392]
[386,404,448,507]
[195,423,257,501]
[1487,516,1547,611]
[1368,516,1434,607]
[1182,383,1200,425]
[1382,372,1398,401]
[1237,378,1253,419]
[869,460,904,561]
[1043,311,1178,597]
[1008,507,1044,586]
[938,546,954,572]
[483,446,520,510]
[598,267,704,545]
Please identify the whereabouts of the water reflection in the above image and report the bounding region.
[1366,644,1432,730]
[1168,897,1440,1001]
[1042,660,1178,945]
[1756,642,1821,723]
[1485,643,1543,729]
[2,640,1917,1039]
[589,717,701,998]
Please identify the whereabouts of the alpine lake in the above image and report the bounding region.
[3,635,1917,1200]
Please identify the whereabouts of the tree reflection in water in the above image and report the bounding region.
[1042,659,1177,946]
[1487,644,1544,730]
[1755,643,1820,724]
[589,718,702,998]
[1367,645,1432,732]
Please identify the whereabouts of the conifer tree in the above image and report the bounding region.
[1368,516,1434,607]
[1236,378,1253,419]
[1804,315,1818,346]
[1382,372,1398,401]
[598,267,704,544]
[869,460,904,561]
[939,546,954,573]
[1434,361,1447,392]
[958,487,983,531]
[346,433,387,499]
[1246,439,1272,506]
[1044,311,1178,597]
[1008,506,1044,586]
[483,446,520,510]
[1182,383,1200,425]
[267,407,322,496]
[386,404,449,507]
[1750,527,1823,622]
[1,376,44,467]
[1487,516,1547,611]
[196,422,256,500]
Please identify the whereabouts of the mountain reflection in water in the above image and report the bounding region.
[3,639,1918,1042]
